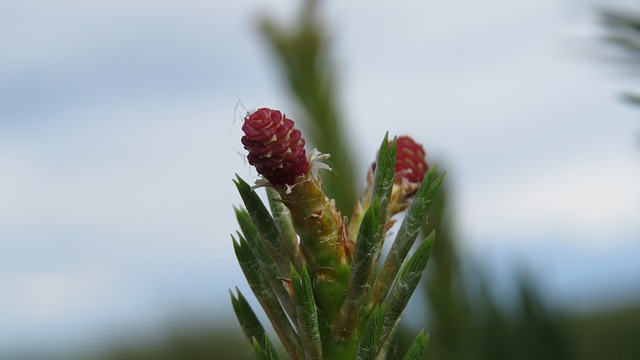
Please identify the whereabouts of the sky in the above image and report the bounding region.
[1,0,639,356]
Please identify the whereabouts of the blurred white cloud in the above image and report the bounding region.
[7,270,118,323]
[463,152,640,246]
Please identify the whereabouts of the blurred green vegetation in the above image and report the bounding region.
[83,327,250,360]
[260,1,357,216]
[8,302,627,359]
[256,3,640,359]
[601,8,640,106]
[393,178,579,360]
[254,3,636,358]
[62,304,640,360]
[31,3,640,360]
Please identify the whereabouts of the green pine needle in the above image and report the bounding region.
[234,209,295,318]
[377,321,400,359]
[371,133,397,227]
[370,167,445,308]
[291,265,323,360]
[230,288,266,347]
[334,199,380,337]
[357,307,385,360]
[402,331,430,360]
[253,336,281,360]
[381,233,435,343]
[266,187,301,270]
[234,175,293,274]
[232,234,302,359]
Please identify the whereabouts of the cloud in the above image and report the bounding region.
[4,270,118,323]
[0,0,296,121]
[325,0,640,249]
[460,151,640,247]
[0,99,250,352]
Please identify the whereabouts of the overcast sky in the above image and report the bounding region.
[1,0,639,356]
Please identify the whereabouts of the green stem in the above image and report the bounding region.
[276,174,351,323]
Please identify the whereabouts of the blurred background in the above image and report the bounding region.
[1,0,639,359]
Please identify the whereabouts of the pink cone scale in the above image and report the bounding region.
[395,136,428,183]
[241,108,310,186]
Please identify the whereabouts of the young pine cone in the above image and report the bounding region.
[241,108,309,186]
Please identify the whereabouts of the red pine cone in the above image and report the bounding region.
[241,108,309,186]
[373,136,429,183]
[395,136,428,183]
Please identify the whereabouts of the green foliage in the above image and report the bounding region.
[356,308,385,360]
[567,304,640,360]
[235,176,294,275]
[63,305,640,360]
[335,134,399,334]
[234,208,296,319]
[79,326,253,360]
[371,133,397,225]
[253,336,281,360]
[381,234,435,346]
[229,2,640,360]
[370,167,444,310]
[334,198,380,338]
[232,231,301,358]
[409,175,579,360]
[292,266,323,360]
[231,134,441,358]
[230,288,266,347]
[600,9,640,105]
[402,332,429,360]
[267,187,302,269]
[232,3,443,359]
